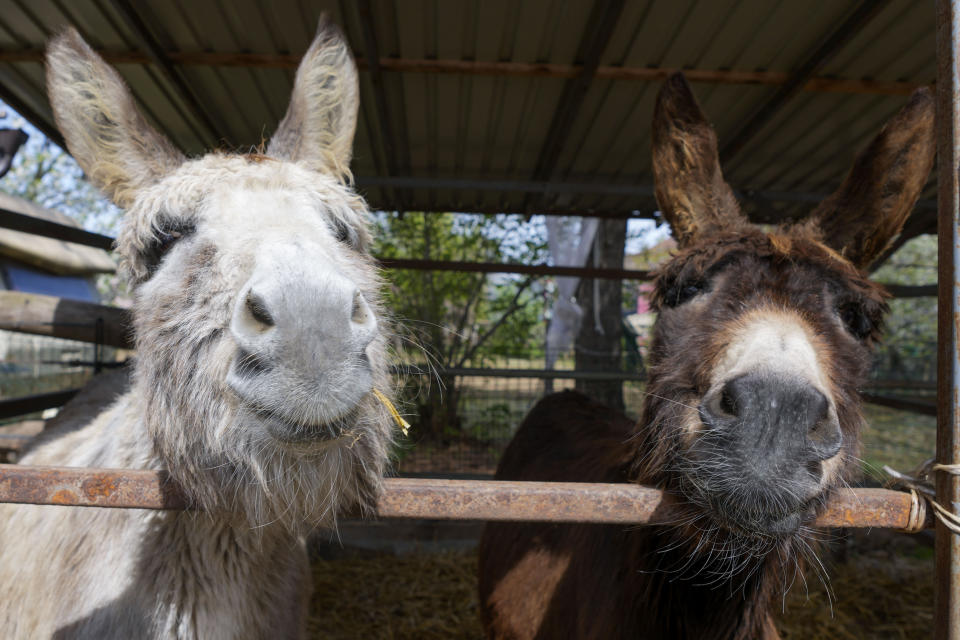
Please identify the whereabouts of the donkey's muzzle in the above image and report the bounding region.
[224,261,380,439]
[230,274,378,375]
[702,372,841,464]
[695,372,842,535]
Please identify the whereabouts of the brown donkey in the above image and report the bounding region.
[478,74,935,640]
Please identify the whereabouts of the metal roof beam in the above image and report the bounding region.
[108,0,224,147]
[0,50,924,97]
[355,0,410,211]
[529,0,627,193]
[366,203,650,218]
[719,0,894,163]
[357,175,653,197]
[355,175,936,209]
[378,258,650,280]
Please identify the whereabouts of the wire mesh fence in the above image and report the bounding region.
[0,331,938,475]
[393,367,646,475]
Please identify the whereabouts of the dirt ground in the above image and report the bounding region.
[307,528,934,640]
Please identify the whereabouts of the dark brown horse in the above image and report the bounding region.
[478,74,935,640]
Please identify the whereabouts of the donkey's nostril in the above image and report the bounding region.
[700,382,740,428]
[719,385,738,417]
[351,291,371,325]
[245,291,275,328]
[808,416,842,460]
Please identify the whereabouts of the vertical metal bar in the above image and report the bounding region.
[936,1,960,639]
[94,318,104,375]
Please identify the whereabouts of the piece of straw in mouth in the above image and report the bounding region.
[372,389,410,436]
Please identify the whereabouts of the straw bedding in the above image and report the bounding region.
[307,531,933,639]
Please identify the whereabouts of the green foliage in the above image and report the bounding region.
[467,402,516,442]
[375,211,548,369]
[374,211,547,440]
[872,235,937,381]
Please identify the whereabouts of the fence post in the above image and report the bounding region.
[936,1,960,639]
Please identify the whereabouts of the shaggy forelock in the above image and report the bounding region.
[117,155,372,285]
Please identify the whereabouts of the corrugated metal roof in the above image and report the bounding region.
[0,0,938,240]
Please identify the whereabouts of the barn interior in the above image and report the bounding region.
[0,1,944,637]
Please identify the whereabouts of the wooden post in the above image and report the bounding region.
[0,291,133,349]
[936,1,960,638]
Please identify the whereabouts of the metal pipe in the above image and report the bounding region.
[392,366,646,381]
[0,465,186,509]
[0,465,933,529]
[377,258,651,280]
[936,2,960,638]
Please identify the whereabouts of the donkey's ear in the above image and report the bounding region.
[46,28,184,210]
[652,73,745,247]
[808,88,935,269]
[268,16,358,181]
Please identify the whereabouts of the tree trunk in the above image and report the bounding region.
[419,374,461,442]
[574,218,626,412]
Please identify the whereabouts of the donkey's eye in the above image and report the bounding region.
[663,281,707,307]
[331,220,359,248]
[145,220,195,274]
[156,230,181,253]
[838,303,874,340]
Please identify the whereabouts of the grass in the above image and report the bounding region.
[859,404,936,481]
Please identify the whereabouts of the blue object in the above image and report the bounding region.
[2,261,99,302]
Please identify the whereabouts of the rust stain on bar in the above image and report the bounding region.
[0,464,187,509]
[0,465,934,529]
[377,479,932,528]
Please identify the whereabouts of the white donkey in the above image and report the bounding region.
[0,19,397,639]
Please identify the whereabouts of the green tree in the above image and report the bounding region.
[872,234,937,382]
[374,211,547,441]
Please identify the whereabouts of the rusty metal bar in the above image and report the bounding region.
[936,1,960,638]
[0,465,186,509]
[0,465,932,529]
[377,479,927,528]
[377,479,670,524]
